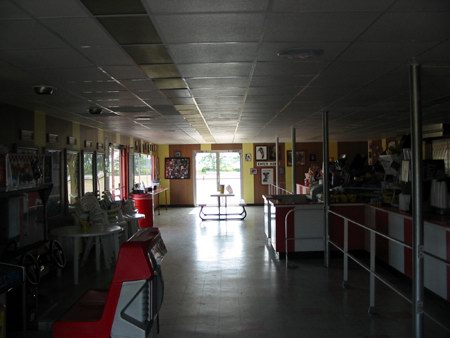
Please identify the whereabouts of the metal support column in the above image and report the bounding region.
[343,219,348,287]
[410,63,424,338]
[369,231,376,314]
[291,127,296,193]
[275,137,279,188]
[322,111,330,267]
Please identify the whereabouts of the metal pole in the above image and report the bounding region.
[343,219,348,286]
[369,231,376,314]
[322,111,330,267]
[275,137,279,188]
[410,62,424,338]
[291,127,296,193]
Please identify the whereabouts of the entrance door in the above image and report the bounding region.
[195,151,241,205]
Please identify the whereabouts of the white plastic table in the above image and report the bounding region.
[50,225,122,284]
[124,213,145,235]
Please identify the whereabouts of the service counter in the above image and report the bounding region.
[262,196,450,301]
[263,194,324,256]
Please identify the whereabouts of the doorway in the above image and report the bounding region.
[195,151,242,205]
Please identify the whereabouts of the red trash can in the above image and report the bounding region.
[131,193,153,227]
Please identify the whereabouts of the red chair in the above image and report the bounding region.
[52,227,166,338]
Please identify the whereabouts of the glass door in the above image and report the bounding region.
[195,151,241,205]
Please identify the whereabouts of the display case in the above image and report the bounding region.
[0,153,51,192]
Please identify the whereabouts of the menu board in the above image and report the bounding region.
[164,157,190,179]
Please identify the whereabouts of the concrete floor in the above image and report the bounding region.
[12,206,450,337]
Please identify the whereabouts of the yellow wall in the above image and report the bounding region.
[200,144,211,151]
[242,143,255,203]
[72,122,81,150]
[329,141,338,161]
[157,144,170,204]
[34,111,46,147]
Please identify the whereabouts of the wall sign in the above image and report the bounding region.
[256,161,276,167]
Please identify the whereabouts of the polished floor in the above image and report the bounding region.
[13,206,450,338]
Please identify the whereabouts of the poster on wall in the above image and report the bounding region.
[165,157,190,179]
[261,168,273,185]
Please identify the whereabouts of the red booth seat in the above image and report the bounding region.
[52,227,166,338]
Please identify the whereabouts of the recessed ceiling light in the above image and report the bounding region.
[88,106,103,115]
[33,85,56,95]
[276,48,324,60]
[135,116,152,121]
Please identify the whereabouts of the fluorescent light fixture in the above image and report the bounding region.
[276,48,324,60]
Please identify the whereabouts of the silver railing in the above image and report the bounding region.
[268,184,293,196]
[328,209,450,333]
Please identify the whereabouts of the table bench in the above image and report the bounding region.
[199,199,247,221]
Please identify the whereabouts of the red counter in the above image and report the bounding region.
[131,193,153,228]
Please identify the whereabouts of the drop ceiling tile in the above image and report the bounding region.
[103,65,148,80]
[186,77,249,89]
[153,105,181,115]
[391,0,450,12]
[123,45,172,64]
[251,75,314,87]
[170,97,195,105]
[254,61,325,76]
[197,96,244,105]
[80,0,146,15]
[154,13,266,43]
[145,0,269,13]
[98,16,161,44]
[313,61,401,87]
[79,46,135,66]
[264,13,379,42]
[178,63,252,78]
[169,43,259,63]
[43,17,119,47]
[339,41,436,62]
[192,87,247,97]
[161,89,191,98]
[360,12,450,42]
[0,20,66,49]
[247,86,300,96]
[0,49,92,69]
[153,78,187,89]
[258,42,348,62]
[16,0,90,17]
[121,78,158,91]
[272,0,393,12]
[141,64,180,78]
[0,1,29,19]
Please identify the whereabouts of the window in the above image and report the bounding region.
[133,153,153,188]
[97,152,105,195]
[109,147,121,200]
[66,151,80,205]
[83,152,94,194]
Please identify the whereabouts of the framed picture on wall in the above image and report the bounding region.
[261,168,273,185]
[165,157,190,179]
[255,145,267,160]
